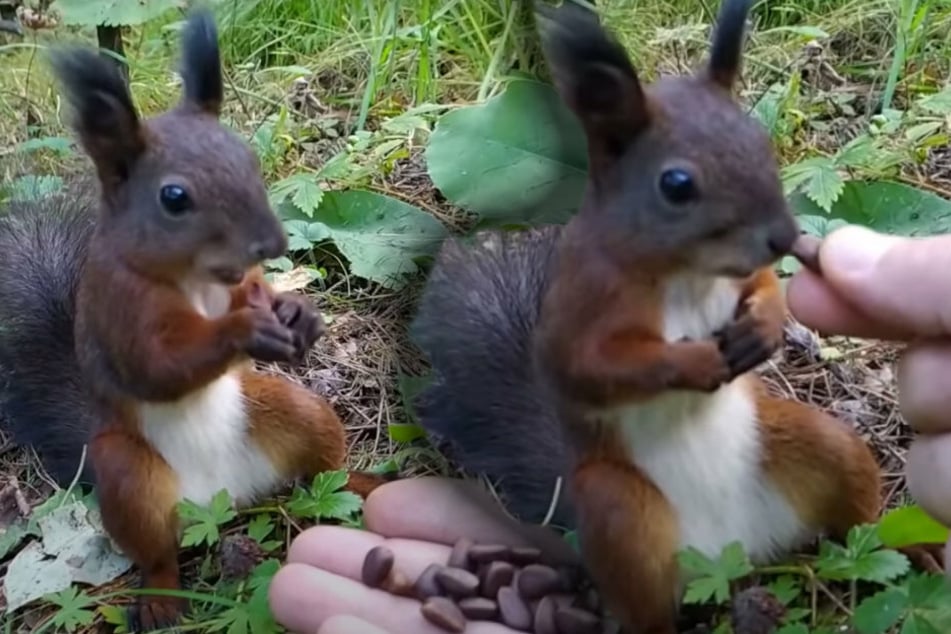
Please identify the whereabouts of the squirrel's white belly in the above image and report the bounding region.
[138,373,282,507]
[617,382,813,564]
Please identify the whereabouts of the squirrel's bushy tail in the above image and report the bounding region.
[0,183,98,486]
[409,226,576,530]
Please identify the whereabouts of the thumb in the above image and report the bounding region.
[815,225,951,338]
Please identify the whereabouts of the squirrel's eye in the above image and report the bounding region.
[658,168,698,204]
[159,184,191,216]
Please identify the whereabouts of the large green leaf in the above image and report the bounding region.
[50,0,185,26]
[425,78,588,227]
[790,180,951,237]
[279,190,448,289]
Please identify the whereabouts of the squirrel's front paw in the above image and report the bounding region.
[714,308,783,379]
[238,307,297,363]
[272,292,326,361]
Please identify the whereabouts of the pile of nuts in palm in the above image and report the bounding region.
[361,537,617,633]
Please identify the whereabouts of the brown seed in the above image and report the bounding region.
[436,566,480,598]
[414,563,445,600]
[480,560,516,599]
[469,543,511,563]
[534,595,559,634]
[458,596,499,620]
[510,546,543,566]
[420,596,467,633]
[384,569,415,597]
[554,606,601,634]
[791,233,823,276]
[498,586,533,630]
[361,546,395,588]
[448,537,474,571]
[518,564,564,600]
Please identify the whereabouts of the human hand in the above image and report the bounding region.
[787,225,951,575]
[268,477,581,634]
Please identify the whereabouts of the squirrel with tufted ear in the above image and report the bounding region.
[411,1,942,631]
[0,9,391,631]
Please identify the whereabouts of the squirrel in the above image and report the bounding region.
[0,11,389,631]
[411,2,942,632]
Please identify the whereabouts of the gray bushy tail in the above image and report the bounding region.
[0,183,98,486]
[409,226,576,530]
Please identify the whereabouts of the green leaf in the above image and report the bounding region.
[50,0,185,26]
[15,137,74,155]
[815,524,910,583]
[791,180,951,236]
[796,213,850,238]
[878,504,951,548]
[286,470,363,521]
[677,542,753,605]
[43,586,96,632]
[246,515,276,547]
[269,173,324,217]
[280,190,448,289]
[917,86,951,115]
[854,588,908,634]
[178,489,237,548]
[426,78,588,226]
[766,575,802,605]
[805,165,845,212]
[98,605,129,632]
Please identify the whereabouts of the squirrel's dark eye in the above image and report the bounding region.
[159,184,191,216]
[659,168,698,204]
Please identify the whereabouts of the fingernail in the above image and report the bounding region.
[822,226,900,279]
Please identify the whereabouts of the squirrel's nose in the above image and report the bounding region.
[766,215,799,257]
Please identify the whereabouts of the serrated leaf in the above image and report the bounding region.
[678,542,753,605]
[279,190,448,289]
[50,0,185,26]
[43,586,96,632]
[805,166,845,212]
[781,156,836,196]
[790,180,951,237]
[178,489,237,548]
[247,515,275,544]
[816,524,910,583]
[98,605,129,632]
[796,213,849,238]
[766,575,802,605]
[269,173,324,217]
[286,470,364,521]
[426,78,588,226]
[878,504,951,548]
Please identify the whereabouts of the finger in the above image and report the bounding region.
[897,341,951,434]
[786,268,916,341]
[905,433,951,527]
[812,226,951,338]
[269,563,516,634]
[287,525,452,582]
[364,477,579,564]
[318,615,392,634]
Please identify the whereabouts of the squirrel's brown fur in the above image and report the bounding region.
[0,11,388,631]
[409,2,940,632]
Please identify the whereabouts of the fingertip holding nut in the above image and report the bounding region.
[790,233,823,276]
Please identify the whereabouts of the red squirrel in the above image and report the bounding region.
[412,2,940,632]
[0,11,388,631]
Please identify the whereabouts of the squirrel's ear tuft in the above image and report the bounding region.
[179,8,223,116]
[48,46,145,191]
[535,1,649,159]
[704,0,753,90]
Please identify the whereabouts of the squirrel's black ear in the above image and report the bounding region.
[179,8,223,116]
[49,47,145,191]
[704,0,753,89]
[535,1,649,159]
